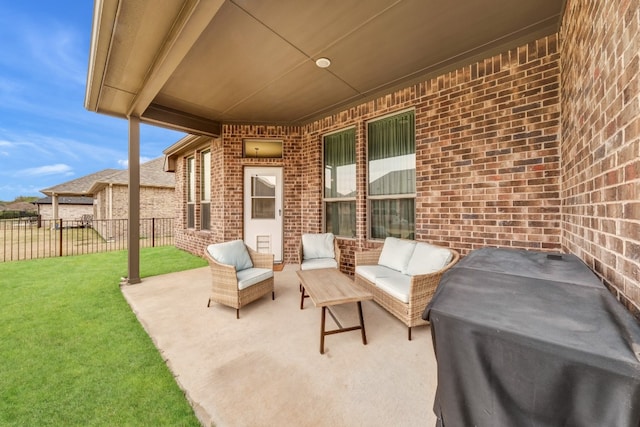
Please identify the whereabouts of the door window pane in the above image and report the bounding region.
[252,175,275,197]
[252,199,275,219]
[252,175,276,219]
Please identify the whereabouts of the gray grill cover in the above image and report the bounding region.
[423,247,640,427]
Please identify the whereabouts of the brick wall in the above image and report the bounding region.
[139,186,176,219]
[110,186,129,219]
[222,125,303,263]
[560,0,640,317]
[174,129,303,261]
[302,34,562,270]
[37,204,93,221]
[174,154,188,231]
[93,185,175,220]
[210,137,225,243]
[174,139,215,256]
[95,191,106,219]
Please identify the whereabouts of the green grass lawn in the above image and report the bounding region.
[0,247,207,426]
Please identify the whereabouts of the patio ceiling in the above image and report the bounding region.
[85,0,566,135]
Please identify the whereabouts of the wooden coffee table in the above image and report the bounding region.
[297,268,373,354]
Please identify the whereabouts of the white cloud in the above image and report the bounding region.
[0,131,125,163]
[0,133,48,157]
[19,163,73,177]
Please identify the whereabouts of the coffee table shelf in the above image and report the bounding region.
[297,268,373,354]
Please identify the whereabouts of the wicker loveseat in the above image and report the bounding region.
[204,240,274,319]
[354,237,459,340]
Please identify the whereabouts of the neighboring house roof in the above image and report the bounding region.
[0,201,38,212]
[34,196,94,205]
[87,157,175,193]
[41,169,120,197]
[40,157,175,197]
[369,169,414,196]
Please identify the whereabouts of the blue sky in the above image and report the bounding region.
[0,2,185,201]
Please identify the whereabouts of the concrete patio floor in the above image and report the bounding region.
[122,264,438,427]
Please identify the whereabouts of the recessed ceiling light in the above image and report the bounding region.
[315,57,331,68]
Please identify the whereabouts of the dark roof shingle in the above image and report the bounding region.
[100,157,174,188]
[41,169,120,196]
[34,196,94,205]
[40,157,175,197]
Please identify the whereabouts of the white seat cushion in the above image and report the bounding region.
[375,273,412,304]
[207,240,253,271]
[405,242,453,276]
[355,265,396,283]
[378,237,416,273]
[301,258,338,270]
[302,233,335,260]
[237,268,273,290]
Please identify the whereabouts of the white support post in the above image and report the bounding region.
[52,193,59,222]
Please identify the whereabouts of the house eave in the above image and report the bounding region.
[84,0,118,113]
[163,134,212,172]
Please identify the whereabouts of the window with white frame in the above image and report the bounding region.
[324,128,356,237]
[186,156,195,229]
[200,150,211,230]
[367,110,416,240]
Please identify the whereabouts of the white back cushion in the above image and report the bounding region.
[207,240,254,271]
[302,233,335,260]
[405,242,453,276]
[378,237,416,272]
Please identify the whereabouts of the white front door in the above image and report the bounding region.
[244,167,283,263]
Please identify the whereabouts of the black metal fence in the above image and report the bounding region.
[0,217,175,262]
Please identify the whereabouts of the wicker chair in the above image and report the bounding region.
[354,243,459,340]
[204,242,274,319]
[297,233,341,309]
[298,234,341,271]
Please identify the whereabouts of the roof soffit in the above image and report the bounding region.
[87,0,566,131]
